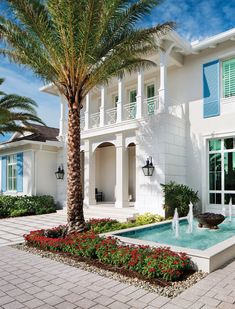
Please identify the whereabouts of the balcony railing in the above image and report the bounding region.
[106,107,117,125]
[143,96,159,116]
[80,116,85,131]
[123,102,137,120]
[81,96,159,131]
[90,112,100,128]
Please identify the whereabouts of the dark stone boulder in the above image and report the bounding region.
[195,212,225,229]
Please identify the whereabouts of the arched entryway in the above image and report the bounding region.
[94,142,116,203]
[128,143,136,203]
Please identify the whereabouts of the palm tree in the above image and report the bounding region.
[0,0,174,233]
[0,78,44,135]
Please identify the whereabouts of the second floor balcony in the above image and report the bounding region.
[80,95,160,131]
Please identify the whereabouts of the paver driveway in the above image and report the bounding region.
[0,211,67,246]
[0,246,235,308]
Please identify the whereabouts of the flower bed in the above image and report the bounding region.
[24,225,192,282]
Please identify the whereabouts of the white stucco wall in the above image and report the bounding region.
[36,150,57,199]
[95,145,116,202]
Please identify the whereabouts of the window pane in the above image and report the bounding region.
[209,139,221,151]
[130,90,137,103]
[147,85,155,98]
[13,178,17,191]
[209,193,221,204]
[224,194,235,205]
[224,152,235,190]
[224,138,235,150]
[209,153,221,190]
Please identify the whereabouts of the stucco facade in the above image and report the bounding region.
[1,28,235,216]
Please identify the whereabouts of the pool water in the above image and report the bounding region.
[116,217,235,250]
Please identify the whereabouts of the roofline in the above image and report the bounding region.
[40,83,59,96]
[192,28,235,51]
[0,139,63,150]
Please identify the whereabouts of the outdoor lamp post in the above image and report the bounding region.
[142,157,154,176]
[55,165,65,180]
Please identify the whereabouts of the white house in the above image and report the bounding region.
[1,28,235,216]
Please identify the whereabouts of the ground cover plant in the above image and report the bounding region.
[87,213,164,233]
[0,195,56,218]
[24,221,192,282]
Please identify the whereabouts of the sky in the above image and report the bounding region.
[0,0,235,142]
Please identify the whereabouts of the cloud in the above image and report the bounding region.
[144,0,235,41]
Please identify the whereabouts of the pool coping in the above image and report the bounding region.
[102,218,235,273]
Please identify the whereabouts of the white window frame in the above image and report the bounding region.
[208,137,235,206]
[7,154,17,192]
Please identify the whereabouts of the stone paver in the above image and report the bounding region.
[0,246,235,308]
[0,211,67,246]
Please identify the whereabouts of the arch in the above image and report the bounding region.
[92,140,116,153]
[94,142,116,203]
[127,142,136,202]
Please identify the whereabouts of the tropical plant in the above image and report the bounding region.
[0,0,174,233]
[0,78,44,135]
[161,181,200,217]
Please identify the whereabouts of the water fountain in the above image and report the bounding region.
[222,204,226,217]
[229,198,232,222]
[172,208,179,238]
[187,202,194,233]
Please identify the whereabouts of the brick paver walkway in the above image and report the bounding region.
[0,246,235,309]
[0,211,67,246]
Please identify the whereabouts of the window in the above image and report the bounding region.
[208,138,235,205]
[129,89,137,103]
[222,58,235,98]
[7,154,17,191]
[147,84,155,115]
[113,95,118,107]
[129,90,137,119]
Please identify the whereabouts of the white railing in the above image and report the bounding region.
[143,95,159,116]
[123,102,137,120]
[106,107,117,125]
[90,112,100,128]
[80,116,85,131]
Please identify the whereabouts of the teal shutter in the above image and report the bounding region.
[203,60,220,118]
[1,156,7,192]
[16,153,23,192]
[223,58,235,98]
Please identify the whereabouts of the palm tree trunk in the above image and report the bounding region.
[67,104,85,233]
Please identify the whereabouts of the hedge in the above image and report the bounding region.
[0,195,56,218]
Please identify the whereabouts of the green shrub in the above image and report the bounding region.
[0,195,56,218]
[135,213,164,225]
[161,181,199,218]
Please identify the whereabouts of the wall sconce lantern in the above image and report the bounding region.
[55,165,64,180]
[142,157,154,176]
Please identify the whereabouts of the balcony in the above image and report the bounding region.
[81,95,159,131]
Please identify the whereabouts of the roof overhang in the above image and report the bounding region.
[192,28,235,52]
[40,83,59,96]
[0,139,63,151]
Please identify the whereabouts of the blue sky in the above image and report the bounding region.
[0,0,235,142]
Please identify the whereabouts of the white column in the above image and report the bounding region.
[100,86,106,126]
[117,77,124,123]
[59,95,66,140]
[136,69,144,118]
[84,93,90,130]
[115,133,129,208]
[158,50,168,113]
[83,139,96,207]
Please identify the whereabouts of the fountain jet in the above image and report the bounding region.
[187,202,194,233]
[229,198,232,222]
[172,208,179,238]
[222,204,226,217]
